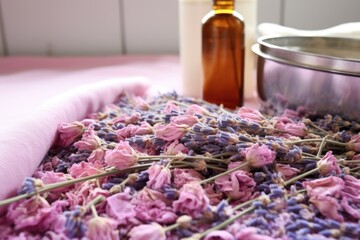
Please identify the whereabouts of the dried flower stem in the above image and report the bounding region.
[199,162,248,185]
[284,167,319,186]
[138,155,229,164]
[288,138,347,147]
[0,163,152,207]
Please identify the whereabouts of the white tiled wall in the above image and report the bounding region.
[123,0,179,54]
[0,0,359,56]
[1,0,123,56]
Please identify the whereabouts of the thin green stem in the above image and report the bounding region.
[316,135,328,158]
[284,167,319,186]
[163,223,180,232]
[199,162,248,185]
[0,163,152,207]
[138,155,228,164]
[288,138,347,147]
[91,204,98,218]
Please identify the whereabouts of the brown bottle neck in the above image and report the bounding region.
[212,0,235,11]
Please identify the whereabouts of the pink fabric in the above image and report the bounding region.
[0,55,259,205]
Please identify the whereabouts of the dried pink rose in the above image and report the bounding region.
[133,96,150,110]
[173,182,210,218]
[6,196,66,232]
[317,151,341,176]
[172,168,204,189]
[170,115,199,126]
[74,125,101,151]
[86,216,119,240]
[215,170,255,201]
[117,122,153,141]
[303,176,344,199]
[275,163,300,180]
[340,197,360,220]
[347,134,360,151]
[68,161,103,178]
[57,121,84,146]
[66,181,109,208]
[165,140,188,155]
[88,148,106,163]
[204,183,224,205]
[310,195,344,222]
[163,101,181,114]
[147,163,171,190]
[128,223,166,240]
[274,117,307,137]
[237,107,264,122]
[104,141,138,169]
[132,189,178,224]
[341,175,360,203]
[106,188,137,225]
[204,230,234,240]
[154,122,189,141]
[234,227,275,240]
[245,143,276,168]
[110,112,141,125]
[186,104,209,115]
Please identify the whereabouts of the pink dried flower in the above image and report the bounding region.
[154,122,189,141]
[74,126,101,151]
[237,107,264,122]
[340,197,360,220]
[6,196,65,232]
[234,227,275,240]
[347,133,360,151]
[133,188,178,224]
[341,175,360,203]
[106,188,137,225]
[88,148,106,163]
[111,112,141,125]
[66,181,109,208]
[204,230,234,240]
[57,121,84,146]
[317,151,341,176]
[186,104,209,115]
[172,168,204,189]
[128,223,166,240]
[86,216,119,240]
[173,182,210,218]
[170,115,199,126]
[147,163,171,190]
[117,122,153,141]
[245,143,276,168]
[303,176,344,199]
[163,101,181,114]
[133,96,150,110]
[204,183,223,205]
[68,161,103,178]
[309,195,344,222]
[165,140,188,155]
[215,170,255,201]
[274,117,307,137]
[104,141,138,169]
[275,163,300,180]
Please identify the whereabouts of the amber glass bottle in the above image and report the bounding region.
[202,0,245,109]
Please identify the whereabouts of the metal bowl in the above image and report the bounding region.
[252,36,360,121]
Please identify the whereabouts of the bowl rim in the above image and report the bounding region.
[253,35,360,76]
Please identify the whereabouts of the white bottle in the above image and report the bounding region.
[179,0,211,99]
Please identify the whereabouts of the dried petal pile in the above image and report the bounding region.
[1,92,360,240]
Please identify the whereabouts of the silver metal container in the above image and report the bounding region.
[252,36,360,121]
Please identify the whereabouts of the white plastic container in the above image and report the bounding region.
[179,0,257,99]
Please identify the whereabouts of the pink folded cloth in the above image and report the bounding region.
[0,77,149,202]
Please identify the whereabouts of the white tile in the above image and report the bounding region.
[284,0,360,30]
[123,0,179,54]
[2,0,122,55]
[257,0,282,25]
